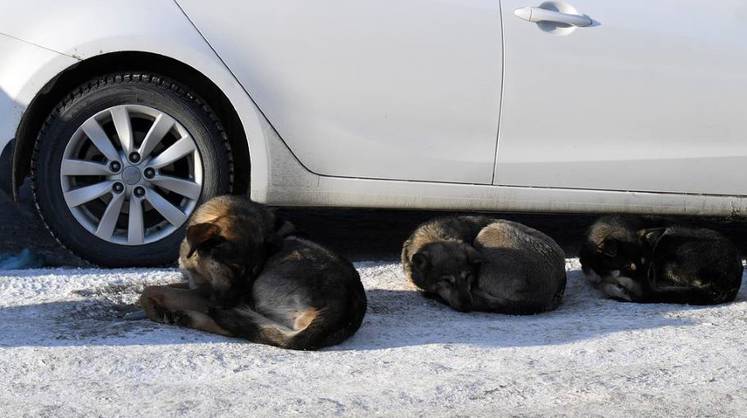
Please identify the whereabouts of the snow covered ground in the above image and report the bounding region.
[1,259,747,417]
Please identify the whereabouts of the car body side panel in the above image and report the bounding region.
[496,0,747,196]
[258,129,747,217]
[177,0,503,184]
[0,0,276,195]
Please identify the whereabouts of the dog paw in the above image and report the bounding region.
[601,275,643,302]
[602,282,633,302]
[614,276,641,293]
[142,298,186,325]
[140,295,168,323]
[171,311,195,328]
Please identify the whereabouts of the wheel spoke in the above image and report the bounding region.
[95,191,125,239]
[138,113,176,159]
[110,106,134,155]
[61,159,110,176]
[148,136,196,169]
[145,188,188,226]
[63,181,113,207]
[127,197,145,245]
[81,118,120,162]
[149,175,201,200]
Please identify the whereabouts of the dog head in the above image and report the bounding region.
[581,217,646,280]
[411,241,481,312]
[178,196,283,306]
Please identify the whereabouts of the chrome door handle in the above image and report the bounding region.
[514,6,592,27]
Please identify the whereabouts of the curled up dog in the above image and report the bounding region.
[403,216,566,314]
[139,196,367,350]
[581,215,742,305]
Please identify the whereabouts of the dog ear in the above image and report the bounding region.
[186,223,222,257]
[600,239,618,257]
[264,217,296,254]
[464,245,482,265]
[639,228,665,247]
[412,251,430,272]
[275,219,297,238]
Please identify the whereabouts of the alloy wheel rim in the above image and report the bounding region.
[60,104,203,246]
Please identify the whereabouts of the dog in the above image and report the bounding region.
[403,216,566,314]
[140,196,366,350]
[581,215,742,305]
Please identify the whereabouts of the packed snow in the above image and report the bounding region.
[1,260,746,416]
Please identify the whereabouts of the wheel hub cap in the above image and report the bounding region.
[122,166,142,185]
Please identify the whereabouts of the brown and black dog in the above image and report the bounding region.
[140,196,367,350]
[403,216,566,314]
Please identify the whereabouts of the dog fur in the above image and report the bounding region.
[208,236,367,350]
[467,221,567,314]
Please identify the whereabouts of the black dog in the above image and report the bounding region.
[581,216,743,305]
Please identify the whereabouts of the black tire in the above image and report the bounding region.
[32,73,233,267]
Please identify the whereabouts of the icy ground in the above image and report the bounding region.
[1,260,747,417]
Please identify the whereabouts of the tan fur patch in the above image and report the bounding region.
[188,197,244,242]
[190,200,233,225]
[293,308,318,331]
[475,223,512,248]
[284,250,304,262]
[589,223,635,250]
[184,311,234,337]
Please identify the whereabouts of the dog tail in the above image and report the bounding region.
[211,284,367,350]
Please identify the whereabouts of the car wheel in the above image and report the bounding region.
[32,73,233,267]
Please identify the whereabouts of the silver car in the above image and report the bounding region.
[2,1,745,266]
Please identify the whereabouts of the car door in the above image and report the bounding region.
[178,1,503,184]
[496,0,747,195]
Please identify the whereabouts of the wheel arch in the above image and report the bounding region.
[12,51,253,198]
